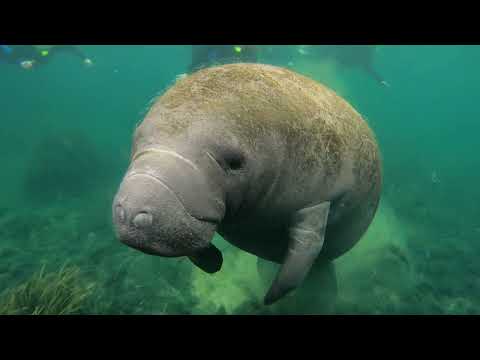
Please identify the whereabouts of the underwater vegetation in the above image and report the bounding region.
[0,200,200,315]
[0,265,94,315]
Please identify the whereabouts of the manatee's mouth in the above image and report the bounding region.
[125,237,208,258]
[115,214,218,258]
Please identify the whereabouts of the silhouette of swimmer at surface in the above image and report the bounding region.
[298,45,390,87]
[0,45,93,70]
[189,45,259,73]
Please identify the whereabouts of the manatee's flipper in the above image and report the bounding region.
[264,202,330,305]
[188,244,223,274]
[257,257,278,286]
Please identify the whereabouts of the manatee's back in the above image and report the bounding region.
[157,63,378,172]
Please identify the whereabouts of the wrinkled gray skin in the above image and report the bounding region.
[113,63,382,305]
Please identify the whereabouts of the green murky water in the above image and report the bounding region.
[0,45,478,315]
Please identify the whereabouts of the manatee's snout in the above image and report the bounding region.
[113,196,159,253]
[114,205,152,240]
[113,153,225,257]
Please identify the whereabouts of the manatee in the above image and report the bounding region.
[112,63,382,305]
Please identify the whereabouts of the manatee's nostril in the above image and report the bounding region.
[115,205,126,223]
[133,212,153,228]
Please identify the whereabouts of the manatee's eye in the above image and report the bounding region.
[225,152,245,171]
[208,146,246,173]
